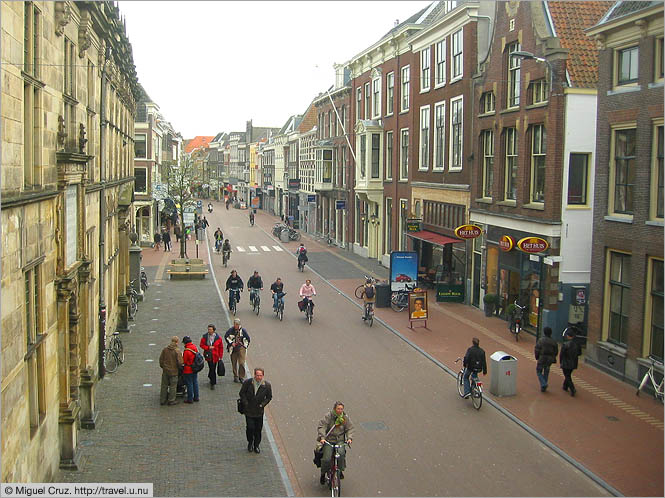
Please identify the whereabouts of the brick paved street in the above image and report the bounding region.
[60,244,289,497]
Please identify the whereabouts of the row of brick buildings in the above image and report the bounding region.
[196,1,662,386]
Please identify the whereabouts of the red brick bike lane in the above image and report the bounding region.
[329,278,664,497]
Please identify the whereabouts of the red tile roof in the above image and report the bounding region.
[547,1,613,88]
[184,136,215,154]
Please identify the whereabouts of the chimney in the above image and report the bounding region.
[394,19,399,27]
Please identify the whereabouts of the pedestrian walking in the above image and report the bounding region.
[224,318,250,383]
[239,367,272,454]
[153,232,161,251]
[162,229,172,252]
[560,329,581,396]
[535,327,559,392]
[182,336,200,404]
[174,224,181,243]
[202,216,209,229]
[200,324,224,390]
[159,336,182,405]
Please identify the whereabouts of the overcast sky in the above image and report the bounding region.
[119,1,432,139]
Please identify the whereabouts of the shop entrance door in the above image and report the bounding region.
[472,251,481,307]
[498,265,520,317]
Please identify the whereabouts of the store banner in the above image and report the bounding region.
[454,224,483,239]
[390,251,419,291]
[406,219,422,232]
[436,283,465,303]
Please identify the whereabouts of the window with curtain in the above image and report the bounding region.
[607,251,631,346]
[613,128,636,214]
[531,125,546,202]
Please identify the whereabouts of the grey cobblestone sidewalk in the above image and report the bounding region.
[60,266,288,497]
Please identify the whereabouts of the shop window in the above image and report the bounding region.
[647,259,664,360]
[385,198,393,254]
[611,127,636,216]
[606,251,631,346]
[568,153,589,205]
[399,199,408,250]
[482,130,494,198]
[651,124,664,220]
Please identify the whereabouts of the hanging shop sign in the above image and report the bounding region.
[406,219,422,232]
[454,224,483,239]
[499,235,515,252]
[517,236,549,253]
[308,194,316,203]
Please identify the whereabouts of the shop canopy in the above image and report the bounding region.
[408,230,463,247]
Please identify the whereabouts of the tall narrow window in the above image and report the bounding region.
[360,135,366,179]
[531,125,546,203]
[23,3,41,188]
[607,251,631,346]
[507,42,521,108]
[385,198,393,254]
[87,60,95,109]
[400,129,409,180]
[649,259,664,360]
[451,29,463,79]
[568,153,589,205]
[371,133,380,178]
[482,130,494,198]
[64,38,75,98]
[356,87,362,121]
[385,131,393,181]
[656,37,664,81]
[135,134,147,158]
[401,66,410,112]
[329,111,334,139]
[364,82,370,119]
[421,47,431,91]
[652,125,664,219]
[449,97,463,170]
[419,106,430,170]
[617,46,638,85]
[342,145,347,187]
[386,72,394,115]
[435,39,446,86]
[613,128,636,214]
[25,265,46,435]
[433,102,445,171]
[24,3,40,78]
[505,128,518,200]
[372,78,381,118]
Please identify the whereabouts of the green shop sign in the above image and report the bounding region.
[436,283,465,303]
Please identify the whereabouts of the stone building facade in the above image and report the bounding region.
[1,1,140,481]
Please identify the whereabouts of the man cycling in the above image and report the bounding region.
[270,277,286,311]
[247,270,263,306]
[295,243,308,270]
[317,401,354,485]
[463,337,487,398]
[225,270,244,306]
[222,238,232,264]
[299,279,316,315]
[360,278,376,321]
[214,228,224,252]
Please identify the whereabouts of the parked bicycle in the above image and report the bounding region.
[455,357,483,410]
[390,283,416,312]
[250,288,261,316]
[103,332,124,374]
[508,300,527,341]
[140,267,149,292]
[322,440,350,497]
[636,356,664,403]
[128,280,139,320]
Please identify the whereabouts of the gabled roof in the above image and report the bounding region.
[547,1,613,88]
[378,3,433,41]
[184,136,215,154]
[597,0,661,25]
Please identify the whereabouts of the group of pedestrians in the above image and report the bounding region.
[153,229,172,251]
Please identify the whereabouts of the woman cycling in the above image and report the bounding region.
[299,279,316,315]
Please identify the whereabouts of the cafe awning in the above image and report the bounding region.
[408,230,463,247]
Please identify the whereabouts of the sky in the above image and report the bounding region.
[119,1,432,139]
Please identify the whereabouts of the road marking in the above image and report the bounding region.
[143,384,152,387]
[237,246,246,252]
[261,246,270,251]
[145,359,154,362]
[272,246,283,252]
[249,246,258,252]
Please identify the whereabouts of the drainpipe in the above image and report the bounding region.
[98,45,111,379]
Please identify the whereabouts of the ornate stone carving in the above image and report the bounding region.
[635,19,648,38]
[78,123,87,153]
[98,40,107,67]
[54,1,71,37]
[78,10,92,58]
[595,34,606,51]
[58,115,67,149]
[505,0,519,17]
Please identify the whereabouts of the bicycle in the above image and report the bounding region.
[455,358,483,410]
[354,276,377,299]
[288,227,301,241]
[128,280,139,320]
[508,301,527,342]
[250,288,261,315]
[297,257,306,272]
[322,440,350,497]
[390,283,415,312]
[223,250,231,268]
[302,297,314,325]
[636,356,664,403]
[140,267,149,292]
[110,331,124,364]
[362,302,374,327]
[228,289,241,316]
[103,336,121,374]
[273,293,286,321]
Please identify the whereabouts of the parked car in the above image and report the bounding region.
[395,274,412,282]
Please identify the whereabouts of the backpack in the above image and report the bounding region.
[364,285,375,299]
[188,347,205,373]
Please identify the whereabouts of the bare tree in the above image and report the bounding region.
[165,154,197,258]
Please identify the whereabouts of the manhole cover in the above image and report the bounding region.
[360,421,388,431]
[606,415,620,422]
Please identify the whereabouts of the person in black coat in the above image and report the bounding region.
[462,337,487,397]
[535,327,559,392]
[560,329,581,396]
[239,367,272,454]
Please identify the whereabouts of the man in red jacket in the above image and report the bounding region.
[182,336,200,404]
[200,324,224,390]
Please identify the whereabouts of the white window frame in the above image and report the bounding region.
[650,121,664,220]
[364,82,370,119]
[356,87,362,122]
[421,47,431,92]
[386,72,394,116]
[401,65,410,113]
[505,127,518,200]
[385,130,394,181]
[433,101,445,171]
[530,124,546,203]
[448,95,463,171]
[507,42,521,108]
[609,124,637,219]
[482,129,494,199]
[615,44,639,87]
[372,77,381,118]
[435,39,446,88]
[419,105,430,171]
[451,29,463,81]
[399,128,409,181]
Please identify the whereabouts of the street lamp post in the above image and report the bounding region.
[511,50,554,97]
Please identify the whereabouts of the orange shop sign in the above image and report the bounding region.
[517,237,549,253]
[499,235,515,251]
[454,224,483,239]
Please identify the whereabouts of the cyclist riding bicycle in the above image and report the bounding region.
[296,243,308,269]
[270,277,286,310]
[225,270,244,305]
[247,270,263,306]
[214,228,224,251]
[299,279,316,315]
[222,238,232,262]
[249,211,255,226]
[317,401,354,485]
[360,278,376,320]
[207,202,213,213]
[462,337,487,398]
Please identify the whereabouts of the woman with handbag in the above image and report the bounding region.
[200,324,224,389]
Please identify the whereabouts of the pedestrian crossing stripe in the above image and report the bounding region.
[237,246,246,252]
[231,245,285,252]
[273,246,283,251]
[261,246,270,251]
[249,246,258,252]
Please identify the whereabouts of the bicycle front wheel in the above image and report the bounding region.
[368,315,373,327]
[279,308,283,321]
[104,349,119,373]
[331,469,341,497]
[354,285,364,299]
[390,299,406,312]
[472,385,483,410]
[457,370,465,397]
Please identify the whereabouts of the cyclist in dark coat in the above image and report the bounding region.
[225,270,244,303]
[247,271,263,306]
[559,329,581,396]
[462,337,487,397]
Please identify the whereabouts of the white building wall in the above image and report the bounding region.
[560,91,597,284]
